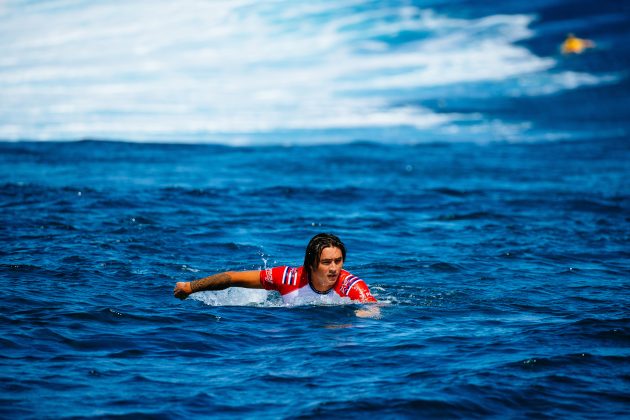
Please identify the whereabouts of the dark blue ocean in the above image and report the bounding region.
[1,0,629,418]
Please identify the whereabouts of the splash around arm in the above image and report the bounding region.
[173,270,262,300]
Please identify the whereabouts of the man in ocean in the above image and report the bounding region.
[173,233,379,315]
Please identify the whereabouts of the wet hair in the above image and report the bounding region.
[303,233,347,273]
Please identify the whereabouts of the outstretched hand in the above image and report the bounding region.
[355,305,382,319]
[173,282,192,300]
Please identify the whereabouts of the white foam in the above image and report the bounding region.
[0,0,619,143]
[508,71,619,97]
[191,288,276,307]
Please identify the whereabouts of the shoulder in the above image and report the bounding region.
[337,270,377,303]
[260,266,306,289]
[337,270,365,295]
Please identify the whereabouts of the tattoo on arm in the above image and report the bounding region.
[190,273,232,293]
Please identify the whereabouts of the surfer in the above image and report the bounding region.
[561,33,595,54]
[173,233,379,316]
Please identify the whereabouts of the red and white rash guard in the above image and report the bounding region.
[259,266,377,305]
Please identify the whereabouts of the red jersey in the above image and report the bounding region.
[259,266,377,305]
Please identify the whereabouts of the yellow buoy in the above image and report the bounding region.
[561,33,595,54]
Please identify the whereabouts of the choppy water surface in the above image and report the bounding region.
[1,0,630,417]
[1,139,628,418]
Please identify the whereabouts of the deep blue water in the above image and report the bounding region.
[2,0,630,418]
[1,138,629,418]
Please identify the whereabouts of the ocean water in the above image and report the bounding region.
[2,139,629,418]
[1,0,630,419]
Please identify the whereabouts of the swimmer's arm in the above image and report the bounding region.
[349,282,381,318]
[173,270,261,300]
[355,305,381,319]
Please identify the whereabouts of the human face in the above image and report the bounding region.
[310,246,344,291]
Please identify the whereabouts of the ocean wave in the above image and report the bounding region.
[1,0,624,144]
